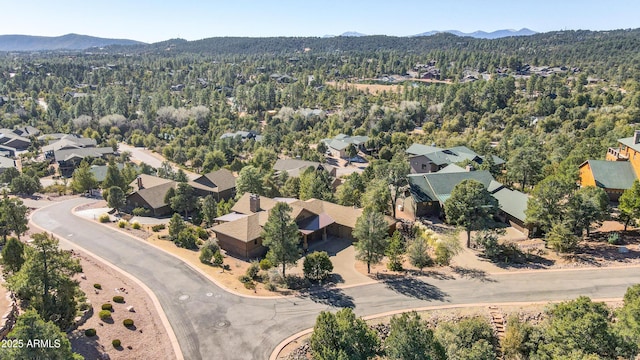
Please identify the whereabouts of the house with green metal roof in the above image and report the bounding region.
[406,143,505,174]
[579,160,637,201]
[399,168,530,233]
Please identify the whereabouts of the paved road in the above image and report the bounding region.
[31,198,640,360]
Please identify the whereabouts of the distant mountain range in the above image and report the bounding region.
[413,28,537,39]
[0,29,538,51]
[0,33,146,51]
[324,28,537,39]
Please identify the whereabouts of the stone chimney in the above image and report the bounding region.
[137,176,143,190]
[634,130,640,144]
[465,164,475,172]
[249,194,260,213]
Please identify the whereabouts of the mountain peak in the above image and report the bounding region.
[413,28,537,39]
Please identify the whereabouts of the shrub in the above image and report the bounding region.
[99,214,110,223]
[212,250,224,267]
[112,339,121,348]
[243,281,256,290]
[151,224,166,232]
[608,232,621,245]
[202,239,220,253]
[123,319,134,327]
[435,244,452,266]
[101,303,113,311]
[238,274,252,284]
[246,261,260,280]
[303,251,333,281]
[131,222,141,230]
[285,275,311,290]
[99,310,112,320]
[268,269,284,285]
[132,207,151,216]
[93,283,102,290]
[199,246,213,264]
[196,227,209,240]
[265,282,277,292]
[118,220,127,228]
[84,328,96,337]
[259,258,273,270]
[113,295,125,303]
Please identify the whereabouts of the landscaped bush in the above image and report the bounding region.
[118,220,127,228]
[84,328,96,337]
[99,310,112,320]
[151,224,166,232]
[238,274,252,284]
[101,303,113,311]
[608,232,621,245]
[259,259,273,270]
[113,295,125,303]
[196,227,209,240]
[246,261,260,279]
[199,246,213,264]
[243,281,256,290]
[99,214,110,223]
[93,283,102,289]
[112,339,121,348]
[131,222,141,230]
[265,282,277,292]
[132,207,151,216]
[285,275,311,290]
[123,319,134,327]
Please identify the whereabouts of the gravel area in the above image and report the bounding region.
[69,250,176,360]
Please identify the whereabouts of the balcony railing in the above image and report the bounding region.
[607,147,628,160]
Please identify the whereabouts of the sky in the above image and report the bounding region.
[2,0,639,43]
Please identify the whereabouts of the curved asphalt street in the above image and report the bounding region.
[32,198,640,360]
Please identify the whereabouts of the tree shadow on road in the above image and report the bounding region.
[298,286,355,308]
[451,266,497,283]
[377,274,449,302]
[413,269,456,280]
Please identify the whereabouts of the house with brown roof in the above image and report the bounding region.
[126,174,177,216]
[190,168,236,200]
[212,193,397,259]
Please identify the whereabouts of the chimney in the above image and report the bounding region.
[634,130,640,144]
[249,194,260,213]
[137,176,143,190]
[465,164,475,172]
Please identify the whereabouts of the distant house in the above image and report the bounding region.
[579,130,640,201]
[54,147,115,177]
[406,143,504,174]
[43,135,97,155]
[190,168,237,201]
[220,130,262,142]
[273,159,337,178]
[0,129,31,152]
[401,167,529,234]
[0,155,16,176]
[126,174,176,216]
[87,163,124,183]
[211,193,396,259]
[13,126,40,137]
[322,134,369,158]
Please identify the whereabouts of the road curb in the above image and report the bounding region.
[71,203,288,300]
[29,201,184,360]
[269,297,624,360]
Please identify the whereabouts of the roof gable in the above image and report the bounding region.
[584,160,637,190]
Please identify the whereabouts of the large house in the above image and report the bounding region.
[126,169,237,216]
[322,134,369,158]
[42,135,97,154]
[579,130,640,201]
[212,193,396,259]
[406,143,505,174]
[400,167,529,234]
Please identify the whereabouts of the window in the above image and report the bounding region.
[254,239,258,245]
[421,164,427,170]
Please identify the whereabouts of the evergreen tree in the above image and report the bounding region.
[262,202,300,277]
[353,208,389,273]
[1,237,25,275]
[310,308,379,360]
[385,312,446,360]
[444,179,497,248]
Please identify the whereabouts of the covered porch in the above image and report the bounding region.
[298,213,335,251]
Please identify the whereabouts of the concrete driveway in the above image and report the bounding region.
[31,198,640,360]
